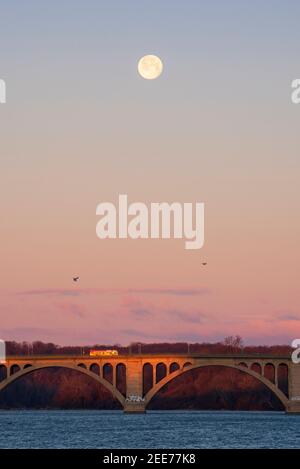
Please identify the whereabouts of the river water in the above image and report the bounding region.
[0,410,299,449]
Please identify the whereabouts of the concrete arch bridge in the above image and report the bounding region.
[0,354,299,413]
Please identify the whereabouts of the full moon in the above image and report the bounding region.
[138,55,163,80]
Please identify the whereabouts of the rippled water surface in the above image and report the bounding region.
[0,410,299,448]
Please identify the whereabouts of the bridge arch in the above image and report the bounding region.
[144,363,289,410]
[238,362,248,368]
[278,363,289,396]
[250,362,262,374]
[183,362,192,369]
[156,362,167,383]
[264,363,275,383]
[10,364,21,375]
[116,363,126,396]
[0,364,7,381]
[103,363,113,384]
[89,363,100,375]
[77,363,87,369]
[169,362,180,374]
[0,363,125,407]
[143,363,153,395]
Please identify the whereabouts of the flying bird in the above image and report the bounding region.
[202,262,207,266]
[73,276,80,282]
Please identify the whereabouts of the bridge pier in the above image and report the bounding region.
[286,401,300,414]
[123,402,146,414]
[286,363,300,414]
[123,359,146,413]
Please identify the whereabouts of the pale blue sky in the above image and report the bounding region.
[0,1,299,344]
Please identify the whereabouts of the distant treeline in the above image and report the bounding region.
[6,336,291,356]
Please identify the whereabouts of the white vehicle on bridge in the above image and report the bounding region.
[89,349,118,357]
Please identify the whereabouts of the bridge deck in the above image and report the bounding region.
[5,354,291,360]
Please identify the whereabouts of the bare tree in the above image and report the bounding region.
[223,335,244,352]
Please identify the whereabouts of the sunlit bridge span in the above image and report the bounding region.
[1,354,300,413]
